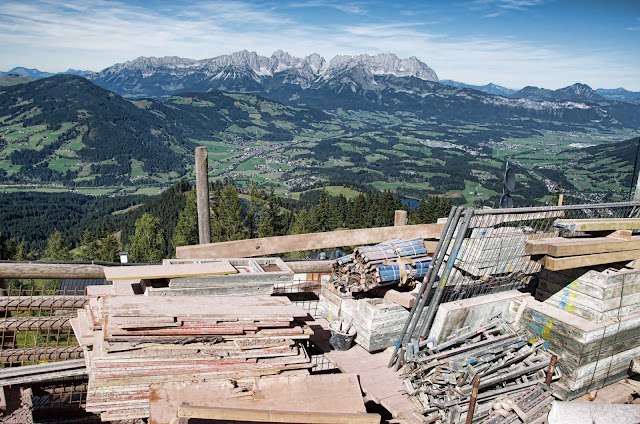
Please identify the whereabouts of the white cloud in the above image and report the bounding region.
[0,0,639,90]
[288,0,365,15]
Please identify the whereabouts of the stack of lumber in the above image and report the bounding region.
[148,258,293,296]
[103,259,294,297]
[526,219,640,271]
[332,238,431,293]
[148,373,380,424]
[70,295,313,421]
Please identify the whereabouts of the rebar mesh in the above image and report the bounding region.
[1,286,87,367]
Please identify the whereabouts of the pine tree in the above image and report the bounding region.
[311,190,332,232]
[377,190,396,226]
[172,189,198,249]
[78,230,98,260]
[128,213,164,263]
[98,233,120,262]
[350,193,368,229]
[42,230,71,261]
[257,186,283,238]
[290,209,313,235]
[246,184,264,238]
[211,183,247,242]
[409,198,428,224]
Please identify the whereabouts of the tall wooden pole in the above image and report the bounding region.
[195,147,211,245]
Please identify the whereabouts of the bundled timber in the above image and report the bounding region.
[403,316,557,424]
[71,294,313,421]
[331,238,431,293]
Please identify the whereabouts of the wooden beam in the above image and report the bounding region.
[103,262,237,281]
[195,146,211,245]
[541,248,640,271]
[0,262,105,279]
[286,261,333,274]
[526,235,640,257]
[176,223,444,259]
[177,405,380,424]
[554,218,640,232]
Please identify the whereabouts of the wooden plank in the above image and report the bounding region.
[526,236,640,257]
[555,218,640,232]
[541,249,640,271]
[149,373,374,424]
[177,406,380,424]
[176,223,444,259]
[103,262,237,281]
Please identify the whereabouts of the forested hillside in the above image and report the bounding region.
[0,181,452,262]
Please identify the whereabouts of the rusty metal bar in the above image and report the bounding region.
[1,346,84,363]
[465,375,480,424]
[545,354,557,386]
[1,316,73,331]
[0,296,87,311]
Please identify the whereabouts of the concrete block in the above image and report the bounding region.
[428,290,530,343]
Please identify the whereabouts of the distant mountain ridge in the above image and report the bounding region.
[4,52,640,105]
[0,67,55,79]
[84,50,439,99]
[595,88,640,104]
[440,80,517,97]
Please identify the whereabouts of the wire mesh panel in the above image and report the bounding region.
[441,202,640,303]
[273,278,323,318]
[1,285,87,367]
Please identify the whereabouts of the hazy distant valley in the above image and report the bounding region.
[1,51,639,206]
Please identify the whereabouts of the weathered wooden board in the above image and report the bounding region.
[554,218,640,232]
[101,295,308,320]
[541,249,640,271]
[103,262,237,281]
[177,406,380,423]
[176,223,444,259]
[526,236,640,257]
[149,373,375,424]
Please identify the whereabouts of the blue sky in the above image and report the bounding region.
[1,0,639,90]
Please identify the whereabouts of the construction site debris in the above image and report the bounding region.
[403,316,558,424]
[71,294,313,421]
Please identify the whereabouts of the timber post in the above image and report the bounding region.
[394,210,408,226]
[195,146,211,245]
